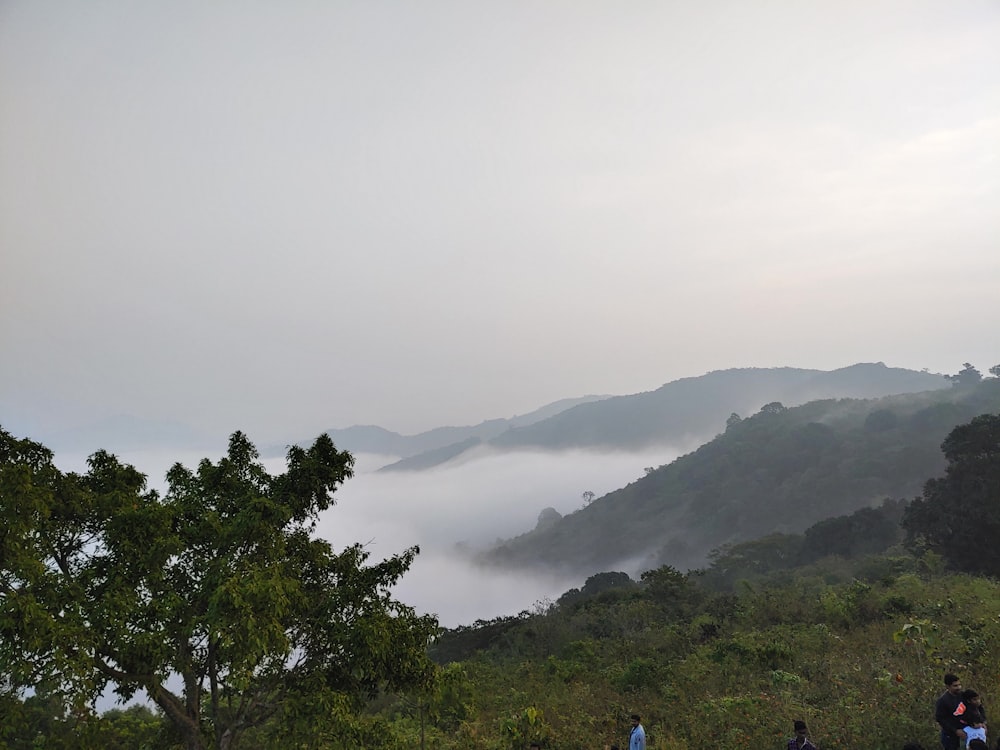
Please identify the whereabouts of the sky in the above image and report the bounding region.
[2,0,1000,444]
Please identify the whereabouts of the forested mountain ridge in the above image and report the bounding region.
[378,363,948,471]
[482,377,1000,576]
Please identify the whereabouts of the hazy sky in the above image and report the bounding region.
[2,1,999,442]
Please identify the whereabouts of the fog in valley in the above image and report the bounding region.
[53,443,680,628]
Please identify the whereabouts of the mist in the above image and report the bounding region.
[52,443,679,628]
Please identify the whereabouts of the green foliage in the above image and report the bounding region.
[802,505,901,562]
[947,363,983,387]
[0,427,437,750]
[903,413,1000,576]
[413,568,1000,749]
[486,379,1000,574]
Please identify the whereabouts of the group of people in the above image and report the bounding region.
[526,680,990,750]
[782,673,991,750]
[936,673,990,750]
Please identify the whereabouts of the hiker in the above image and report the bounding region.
[629,714,646,750]
[936,673,968,750]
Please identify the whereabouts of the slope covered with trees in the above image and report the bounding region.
[483,377,1000,575]
[350,363,947,471]
[4,408,1000,749]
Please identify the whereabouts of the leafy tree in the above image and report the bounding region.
[0,427,438,750]
[801,506,900,562]
[902,414,1000,576]
[947,362,983,387]
[990,364,1000,378]
[702,533,803,589]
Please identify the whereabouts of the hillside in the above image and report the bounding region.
[481,377,1000,576]
[317,394,610,459]
[378,363,948,471]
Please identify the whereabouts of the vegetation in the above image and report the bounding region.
[0,428,437,750]
[353,364,947,470]
[3,370,999,749]
[486,377,1000,574]
[903,413,1000,576]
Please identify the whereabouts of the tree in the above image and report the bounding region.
[759,401,787,416]
[990,364,1000,378]
[0,427,438,750]
[946,362,983,387]
[801,506,900,562]
[902,414,1000,576]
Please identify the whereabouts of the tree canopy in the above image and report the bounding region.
[903,413,1000,576]
[0,427,438,750]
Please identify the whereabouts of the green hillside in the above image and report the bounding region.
[5,406,1000,750]
[483,378,1000,575]
[489,363,947,452]
[379,363,948,471]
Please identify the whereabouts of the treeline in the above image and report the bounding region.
[485,375,1000,574]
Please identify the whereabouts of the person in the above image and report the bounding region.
[787,720,818,750]
[967,741,988,750]
[960,689,987,748]
[936,673,968,750]
[629,714,646,750]
[961,688,988,744]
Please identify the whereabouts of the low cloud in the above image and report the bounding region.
[318,447,678,626]
[54,444,678,627]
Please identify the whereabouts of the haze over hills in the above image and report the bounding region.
[15,364,945,463]
[2,360,992,629]
[481,375,1000,578]
[313,394,611,459]
[377,363,948,471]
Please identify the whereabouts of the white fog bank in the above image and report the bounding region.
[320,447,680,627]
[52,445,681,628]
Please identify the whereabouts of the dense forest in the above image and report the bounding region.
[486,372,1000,574]
[2,365,999,749]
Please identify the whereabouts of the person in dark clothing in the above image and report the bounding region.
[962,689,987,727]
[936,673,968,750]
[787,720,818,750]
[961,690,987,747]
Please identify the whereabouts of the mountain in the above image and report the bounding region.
[316,394,610,458]
[379,363,948,471]
[479,377,1000,577]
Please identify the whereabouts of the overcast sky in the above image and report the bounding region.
[2,1,999,443]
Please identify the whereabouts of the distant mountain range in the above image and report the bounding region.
[317,394,611,460]
[342,363,947,471]
[480,376,1000,578]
